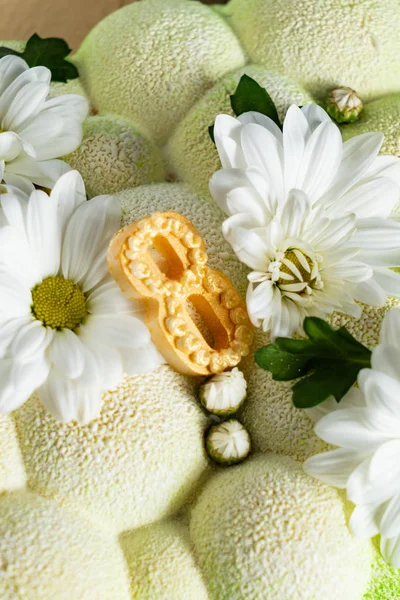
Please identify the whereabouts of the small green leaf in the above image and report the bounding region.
[255,317,371,408]
[0,34,78,82]
[208,125,215,144]
[0,47,21,58]
[255,345,309,381]
[230,74,281,127]
[292,361,360,408]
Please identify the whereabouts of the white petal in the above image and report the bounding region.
[333,261,373,283]
[314,407,392,450]
[380,307,400,347]
[372,268,400,298]
[238,111,283,143]
[2,171,34,195]
[321,133,383,205]
[358,368,400,422]
[0,354,50,413]
[372,344,400,382]
[280,188,312,240]
[11,320,53,361]
[301,104,332,132]
[350,502,384,539]
[353,218,400,251]
[0,55,29,97]
[336,177,399,219]
[50,170,86,237]
[121,343,165,375]
[23,116,83,161]
[86,279,143,317]
[348,441,400,505]
[353,278,386,307]
[0,65,49,119]
[380,494,400,538]
[226,186,270,225]
[209,168,254,215]
[304,447,368,487]
[0,271,31,317]
[38,369,102,424]
[0,131,23,162]
[80,314,151,349]
[283,105,309,192]
[246,279,275,320]
[381,535,400,568]
[26,189,60,278]
[214,114,245,169]
[43,94,88,121]
[240,123,284,202]
[84,343,124,391]
[61,195,121,289]
[297,120,342,201]
[222,215,269,271]
[49,330,86,379]
[0,316,31,357]
[3,81,49,131]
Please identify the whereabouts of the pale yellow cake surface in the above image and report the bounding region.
[65,115,165,197]
[222,0,400,102]
[13,368,208,534]
[0,491,131,600]
[190,453,373,600]
[120,520,209,599]
[73,0,246,145]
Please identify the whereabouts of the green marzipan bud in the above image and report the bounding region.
[206,419,251,465]
[199,368,247,416]
[326,87,363,124]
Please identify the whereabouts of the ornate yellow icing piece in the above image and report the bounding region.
[108,211,253,376]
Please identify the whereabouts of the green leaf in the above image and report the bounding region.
[255,345,310,381]
[255,317,371,408]
[292,361,361,408]
[0,47,21,58]
[230,74,281,127]
[0,34,78,82]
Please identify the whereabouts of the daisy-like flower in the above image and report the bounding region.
[210,105,400,339]
[0,171,163,424]
[0,55,88,194]
[305,308,400,567]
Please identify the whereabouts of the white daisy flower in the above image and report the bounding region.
[209,104,400,339]
[0,55,88,194]
[0,170,163,424]
[304,307,400,567]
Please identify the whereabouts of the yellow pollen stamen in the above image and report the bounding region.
[31,276,87,330]
[278,249,315,286]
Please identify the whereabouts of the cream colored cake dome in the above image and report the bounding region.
[1,0,400,598]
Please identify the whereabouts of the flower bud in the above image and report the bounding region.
[206,419,251,465]
[326,87,363,123]
[199,368,247,416]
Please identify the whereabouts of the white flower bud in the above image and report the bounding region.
[206,419,251,465]
[199,368,247,416]
[326,87,363,123]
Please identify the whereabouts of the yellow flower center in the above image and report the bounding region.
[31,276,87,330]
[278,249,315,285]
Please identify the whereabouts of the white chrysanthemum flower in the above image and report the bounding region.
[304,307,400,567]
[209,104,400,339]
[0,170,163,424]
[0,55,88,194]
